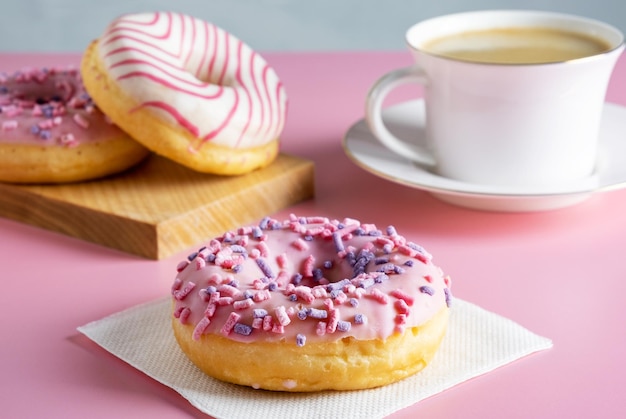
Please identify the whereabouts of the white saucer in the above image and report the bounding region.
[343,100,626,212]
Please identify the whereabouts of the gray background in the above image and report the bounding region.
[0,0,624,52]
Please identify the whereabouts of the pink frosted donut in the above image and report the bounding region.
[171,214,452,392]
[0,67,149,184]
[81,12,288,175]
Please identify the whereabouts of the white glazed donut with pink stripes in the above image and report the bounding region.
[97,12,287,151]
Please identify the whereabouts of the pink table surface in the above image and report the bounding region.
[1,51,626,419]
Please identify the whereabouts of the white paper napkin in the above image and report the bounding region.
[77,298,552,419]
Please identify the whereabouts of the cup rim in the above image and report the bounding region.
[406,9,625,66]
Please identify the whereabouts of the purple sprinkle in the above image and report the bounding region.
[349,298,359,307]
[205,285,217,294]
[444,288,452,307]
[323,260,333,269]
[368,230,382,236]
[253,308,268,318]
[232,264,242,273]
[206,254,216,263]
[30,125,40,135]
[39,130,51,139]
[307,308,328,319]
[288,294,298,302]
[330,289,343,299]
[297,309,308,320]
[374,273,389,283]
[383,244,393,254]
[268,282,278,292]
[252,226,263,239]
[228,279,239,287]
[354,314,367,325]
[187,251,198,261]
[354,228,365,236]
[296,334,306,347]
[386,225,397,236]
[337,320,351,332]
[404,260,415,267]
[337,222,346,229]
[374,257,389,265]
[332,232,344,253]
[234,323,252,336]
[259,216,271,229]
[304,235,314,241]
[243,290,254,299]
[313,268,324,281]
[230,244,247,254]
[393,265,405,274]
[291,273,303,285]
[327,278,350,292]
[256,258,275,278]
[419,285,435,296]
[357,277,376,289]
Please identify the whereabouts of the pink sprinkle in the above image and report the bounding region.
[294,286,315,303]
[208,273,223,284]
[233,298,254,310]
[252,317,263,329]
[253,289,271,302]
[262,315,273,331]
[238,226,252,235]
[395,313,407,325]
[207,239,222,253]
[173,306,186,318]
[2,120,18,131]
[306,216,329,224]
[252,279,266,290]
[369,288,389,304]
[272,323,285,334]
[275,270,290,287]
[192,317,211,340]
[178,307,191,324]
[249,248,261,259]
[390,289,415,306]
[316,321,327,336]
[333,291,348,305]
[256,241,270,258]
[302,254,315,277]
[327,308,339,333]
[311,286,328,299]
[424,275,433,283]
[324,298,335,311]
[38,119,53,129]
[219,284,241,298]
[276,253,288,269]
[52,116,62,126]
[204,303,216,317]
[173,282,196,301]
[305,226,325,236]
[274,306,291,326]
[444,275,452,287]
[195,257,206,270]
[237,235,249,246]
[220,312,241,335]
[73,113,89,128]
[217,296,234,306]
[292,238,309,251]
[208,291,221,304]
[394,299,410,315]
[171,277,183,292]
[59,133,78,147]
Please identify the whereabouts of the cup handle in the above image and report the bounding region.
[365,66,435,167]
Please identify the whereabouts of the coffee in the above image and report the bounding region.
[423,27,612,64]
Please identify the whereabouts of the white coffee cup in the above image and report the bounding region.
[366,10,624,189]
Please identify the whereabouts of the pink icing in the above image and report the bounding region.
[172,215,452,346]
[98,12,288,151]
[0,67,123,146]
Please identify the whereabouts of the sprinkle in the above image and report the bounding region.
[337,320,351,332]
[292,238,309,251]
[354,313,367,325]
[234,323,253,336]
[256,257,275,278]
[262,315,273,331]
[307,308,328,319]
[72,113,89,128]
[349,298,359,307]
[394,299,410,314]
[176,307,191,324]
[256,241,270,258]
[2,120,17,131]
[296,334,306,347]
[220,312,241,335]
[332,232,345,253]
[204,303,216,317]
[253,308,269,318]
[444,288,452,307]
[369,288,389,304]
[271,323,285,334]
[327,308,339,333]
[274,305,291,326]
[302,255,315,277]
[276,253,288,268]
[233,298,254,310]
[419,285,435,296]
[192,317,211,340]
[390,289,415,306]
[253,289,271,302]
[173,282,196,301]
[316,321,327,336]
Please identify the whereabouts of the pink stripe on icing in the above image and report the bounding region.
[132,101,200,137]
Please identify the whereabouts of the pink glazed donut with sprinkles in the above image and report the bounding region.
[81,12,288,175]
[171,214,452,392]
[0,67,149,183]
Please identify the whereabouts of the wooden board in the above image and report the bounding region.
[0,153,314,259]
